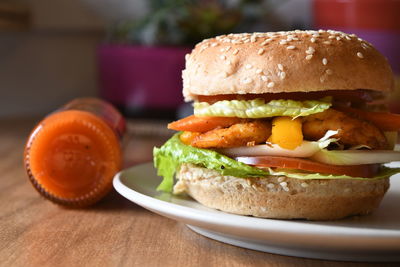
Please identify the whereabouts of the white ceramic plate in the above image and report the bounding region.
[113,163,400,262]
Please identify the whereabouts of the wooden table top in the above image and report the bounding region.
[0,118,395,267]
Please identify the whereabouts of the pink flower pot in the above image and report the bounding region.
[98,45,191,119]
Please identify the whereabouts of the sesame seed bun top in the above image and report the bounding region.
[182,30,394,101]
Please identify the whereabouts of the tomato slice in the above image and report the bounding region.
[235,156,379,178]
[335,106,400,131]
[168,115,242,132]
[197,90,378,104]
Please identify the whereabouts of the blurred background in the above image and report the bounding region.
[0,0,399,121]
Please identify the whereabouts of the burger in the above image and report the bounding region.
[153,30,400,220]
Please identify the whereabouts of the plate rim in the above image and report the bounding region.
[113,163,400,240]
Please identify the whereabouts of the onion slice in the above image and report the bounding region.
[218,141,322,158]
[217,130,338,158]
[310,149,400,165]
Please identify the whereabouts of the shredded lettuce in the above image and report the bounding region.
[153,133,400,192]
[267,166,400,181]
[193,98,332,118]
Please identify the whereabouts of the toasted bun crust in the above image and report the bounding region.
[175,164,390,220]
[182,30,394,101]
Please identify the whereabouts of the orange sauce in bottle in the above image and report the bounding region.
[24,98,126,207]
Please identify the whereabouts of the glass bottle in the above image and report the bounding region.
[24,98,126,207]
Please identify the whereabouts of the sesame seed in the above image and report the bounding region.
[267,82,275,88]
[219,48,225,52]
[323,41,331,45]
[233,49,239,55]
[292,37,299,41]
[322,58,328,65]
[211,43,218,47]
[301,182,309,188]
[256,69,263,74]
[185,54,190,60]
[305,55,313,60]
[258,48,265,55]
[280,71,286,79]
[361,43,369,49]
[336,36,341,41]
[242,77,252,84]
[326,69,333,75]
[267,183,275,189]
[279,40,287,45]
[225,46,231,51]
[328,35,335,39]
[245,64,253,69]
[345,35,351,40]
[287,45,296,50]
[306,47,315,54]
[278,64,283,71]
[320,76,325,83]
[200,44,209,50]
[261,39,271,46]
[357,52,364,58]
[220,55,226,60]
[261,75,268,81]
[311,37,316,43]
[260,207,267,212]
[283,186,290,192]
[280,182,288,187]
[250,35,257,42]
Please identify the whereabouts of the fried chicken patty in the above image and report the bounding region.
[183,109,387,149]
[302,109,388,150]
[189,121,272,148]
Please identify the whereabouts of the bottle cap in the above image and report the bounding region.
[24,110,122,207]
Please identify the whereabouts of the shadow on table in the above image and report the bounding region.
[179,224,390,266]
[91,189,145,213]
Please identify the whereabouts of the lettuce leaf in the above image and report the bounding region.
[194,98,332,118]
[153,133,268,192]
[153,133,400,192]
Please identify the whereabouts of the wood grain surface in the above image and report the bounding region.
[0,118,396,267]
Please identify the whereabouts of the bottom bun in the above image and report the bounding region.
[174,164,390,220]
